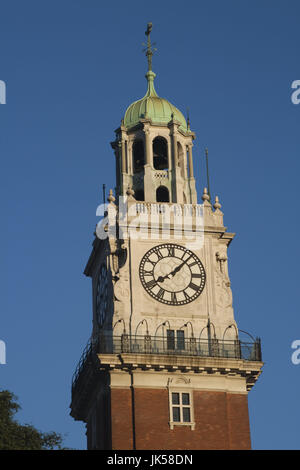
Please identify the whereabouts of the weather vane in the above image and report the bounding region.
[142,22,157,72]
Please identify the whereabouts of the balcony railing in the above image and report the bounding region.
[71,333,262,394]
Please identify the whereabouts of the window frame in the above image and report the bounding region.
[166,329,185,351]
[168,389,195,430]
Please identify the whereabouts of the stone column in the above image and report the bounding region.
[188,144,194,178]
[121,139,126,173]
[172,132,178,168]
[144,128,152,166]
[118,141,123,194]
[170,124,183,203]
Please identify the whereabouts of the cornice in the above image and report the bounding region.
[97,353,263,392]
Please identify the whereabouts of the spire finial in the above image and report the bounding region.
[202,187,211,204]
[144,22,155,72]
[213,195,222,210]
[142,23,158,98]
[107,189,115,204]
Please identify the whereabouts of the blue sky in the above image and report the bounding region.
[0,0,300,450]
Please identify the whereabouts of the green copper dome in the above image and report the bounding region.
[123,71,188,132]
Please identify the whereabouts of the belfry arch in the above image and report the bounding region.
[156,185,169,202]
[133,140,145,173]
[153,137,168,170]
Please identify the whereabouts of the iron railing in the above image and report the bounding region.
[71,333,262,393]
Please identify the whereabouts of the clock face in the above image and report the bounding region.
[96,264,108,326]
[139,243,206,306]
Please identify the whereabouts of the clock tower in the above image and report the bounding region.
[70,24,263,450]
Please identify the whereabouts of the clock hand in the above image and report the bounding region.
[157,255,193,283]
[169,255,192,277]
[157,273,172,283]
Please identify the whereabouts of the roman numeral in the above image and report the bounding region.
[191,273,202,278]
[183,290,190,300]
[188,260,198,267]
[184,254,193,263]
[146,279,157,290]
[157,288,165,299]
[188,282,199,291]
[154,249,163,260]
[142,269,153,277]
[147,258,156,266]
[167,246,175,257]
[171,292,177,303]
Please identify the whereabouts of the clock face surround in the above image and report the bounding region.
[139,243,206,306]
[96,263,108,326]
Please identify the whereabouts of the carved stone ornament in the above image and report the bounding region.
[167,377,191,387]
[112,253,119,274]
[114,279,130,301]
[215,266,233,309]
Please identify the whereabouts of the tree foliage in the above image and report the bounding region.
[0,390,64,450]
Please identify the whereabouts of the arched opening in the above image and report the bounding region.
[153,137,168,170]
[133,140,145,173]
[156,186,169,203]
[177,142,184,177]
[135,188,145,201]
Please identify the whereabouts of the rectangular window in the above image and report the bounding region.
[166,330,185,350]
[182,407,191,423]
[167,330,175,350]
[182,393,190,405]
[177,330,185,350]
[172,407,180,422]
[170,392,192,425]
[172,392,180,404]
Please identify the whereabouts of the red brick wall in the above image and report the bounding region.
[226,393,251,449]
[110,388,133,450]
[110,387,251,450]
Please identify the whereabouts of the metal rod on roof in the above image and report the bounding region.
[205,148,211,203]
[102,184,106,206]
